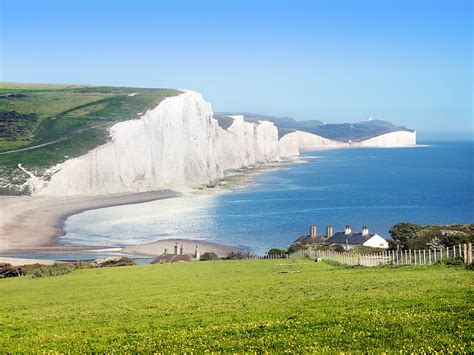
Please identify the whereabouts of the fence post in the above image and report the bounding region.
[463,244,468,264]
[468,243,473,264]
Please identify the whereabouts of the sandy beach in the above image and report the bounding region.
[0,158,300,261]
[0,256,56,266]
[0,190,179,252]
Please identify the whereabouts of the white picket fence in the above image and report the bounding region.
[287,243,473,267]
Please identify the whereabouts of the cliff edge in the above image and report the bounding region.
[22,90,416,196]
[28,91,295,195]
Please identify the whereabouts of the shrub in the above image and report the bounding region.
[0,263,26,278]
[1,262,74,279]
[349,246,386,254]
[91,256,135,268]
[225,251,255,260]
[332,244,346,253]
[286,243,307,254]
[465,263,474,271]
[199,252,219,261]
[388,222,422,250]
[267,248,286,256]
[31,263,73,278]
[434,257,464,267]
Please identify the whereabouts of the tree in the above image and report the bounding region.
[388,222,422,250]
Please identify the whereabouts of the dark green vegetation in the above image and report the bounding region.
[389,223,474,250]
[217,112,413,141]
[0,111,38,138]
[0,259,471,352]
[0,262,73,278]
[0,83,179,193]
[0,257,136,279]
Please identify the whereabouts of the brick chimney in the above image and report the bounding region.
[345,224,351,235]
[362,226,369,236]
[326,225,334,238]
[309,225,317,241]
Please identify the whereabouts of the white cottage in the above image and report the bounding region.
[328,225,389,250]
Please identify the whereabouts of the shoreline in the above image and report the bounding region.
[0,190,179,252]
[0,158,299,258]
[0,144,421,261]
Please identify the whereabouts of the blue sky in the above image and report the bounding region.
[1,0,472,138]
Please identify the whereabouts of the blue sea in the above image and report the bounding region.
[61,141,473,255]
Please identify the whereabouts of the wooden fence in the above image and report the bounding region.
[286,243,473,267]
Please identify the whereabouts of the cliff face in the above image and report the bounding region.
[279,130,417,150]
[26,91,416,196]
[30,92,291,196]
[350,131,416,147]
[280,131,346,150]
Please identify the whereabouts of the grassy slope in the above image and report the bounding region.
[0,83,180,193]
[0,259,471,352]
[0,83,180,162]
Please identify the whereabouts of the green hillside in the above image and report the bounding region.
[0,83,180,194]
[0,259,471,352]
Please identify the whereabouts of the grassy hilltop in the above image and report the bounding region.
[0,259,471,352]
[0,83,179,193]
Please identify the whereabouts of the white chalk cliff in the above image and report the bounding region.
[27,91,416,196]
[30,91,291,195]
[350,131,416,147]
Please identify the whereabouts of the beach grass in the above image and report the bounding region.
[0,259,471,352]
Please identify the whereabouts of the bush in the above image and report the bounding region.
[434,257,464,267]
[199,252,219,261]
[349,246,386,254]
[91,256,135,268]
[442,257,465,266]
[332,244,346,253]
[388,222,422,250]
[225,251,255,260]
[267,248,286,256]
[31,263,73,278]
[0,262,73,279]
[465,263,474,271]
[0,263,26,278]
[286,243,307,254]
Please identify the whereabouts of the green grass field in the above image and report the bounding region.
[0,259,472,352]
[0,83,179,193]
